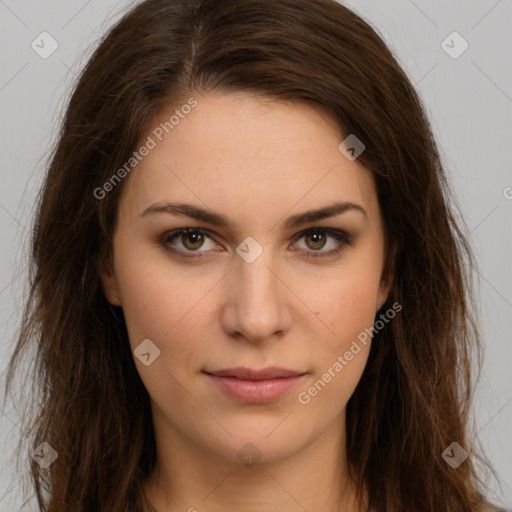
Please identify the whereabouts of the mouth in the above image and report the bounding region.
[203,367,307,404]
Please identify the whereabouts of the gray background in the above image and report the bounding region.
[0,0,511,510]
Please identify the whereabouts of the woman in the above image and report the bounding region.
[4,0,506,510]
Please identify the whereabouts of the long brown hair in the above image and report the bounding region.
[4,0,496,510]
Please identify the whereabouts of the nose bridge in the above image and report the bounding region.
[224,244,291,342]
[239,254,277,302]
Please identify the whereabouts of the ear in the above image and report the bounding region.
[99,253,122,306]
[377,240,397,310]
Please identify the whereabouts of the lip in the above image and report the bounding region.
[204,367,307,404]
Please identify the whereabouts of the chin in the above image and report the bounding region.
[189,417,315,467]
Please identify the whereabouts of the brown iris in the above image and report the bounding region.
[304,231,327,250]
[181,230,205,250]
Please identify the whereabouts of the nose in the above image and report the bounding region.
[220,249,293,344]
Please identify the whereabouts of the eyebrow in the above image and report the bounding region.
[140,200,367,229]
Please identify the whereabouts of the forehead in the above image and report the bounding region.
[117,92,379,228]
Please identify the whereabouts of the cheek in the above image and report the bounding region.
[294,275,376,414]
[113,252,211,409]
[293,253,381,408]
[113,239,206,344]
[296,344,370,421]
[113,246,219,401]
[306,263,380,341]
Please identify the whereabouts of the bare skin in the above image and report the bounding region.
[100,91,393,512]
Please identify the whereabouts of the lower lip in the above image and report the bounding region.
[206,374,306,404]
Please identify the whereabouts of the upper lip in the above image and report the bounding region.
[205,367,306,380]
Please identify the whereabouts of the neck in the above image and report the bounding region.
[142,406,365,512]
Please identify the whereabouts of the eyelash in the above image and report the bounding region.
[159,227,353,261]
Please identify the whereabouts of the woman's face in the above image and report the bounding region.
[100,91,392,465]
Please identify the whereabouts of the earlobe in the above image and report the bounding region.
[99,255,122,306]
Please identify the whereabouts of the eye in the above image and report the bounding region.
[160,228,220,259]
[291,228,352,259]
